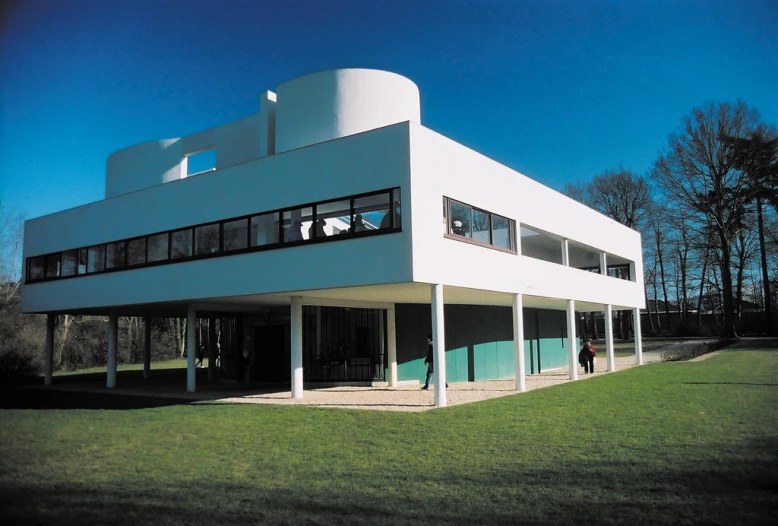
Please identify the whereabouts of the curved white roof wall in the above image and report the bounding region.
[274,68,421,153]
[105,138,183,198]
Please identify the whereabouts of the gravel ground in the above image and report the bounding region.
[211,347,667,412]
[34,346,673,412]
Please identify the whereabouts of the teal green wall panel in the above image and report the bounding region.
[394,304,575,382]
[496,341,514,379]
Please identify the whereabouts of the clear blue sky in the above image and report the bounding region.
[2,0,776,222]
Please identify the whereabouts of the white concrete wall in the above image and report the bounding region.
[105,113,264,198]
[275,69,420,154]
[22,124,413,313]
[408,123,645,309]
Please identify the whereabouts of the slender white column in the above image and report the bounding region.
[186,307,196,392]
[107,313,118,388]
[431,284,446,408]
[387,305,398,387]
[291,297,303,398]
[44,314,55,385]
[566,299,578,380]
[600,252,607,275]
[605,304,615,372]
[513,294,526,392]
[562,239,569,266]
[633,308,643,365]
[143,316,151,379]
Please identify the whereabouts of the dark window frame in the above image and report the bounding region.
[443,197,517,254]
[24,187,403,284]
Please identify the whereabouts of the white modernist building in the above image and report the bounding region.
[22,69,645,407]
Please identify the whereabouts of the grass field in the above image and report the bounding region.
[1,339,776,525]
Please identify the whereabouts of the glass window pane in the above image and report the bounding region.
[29,256,45,280]
[195,224,220,255]
[316,199,351,235]
[61,250,77,277]
[170,229,193,259]
[491,215,512,250]
[46,254,61,278]
[472,209,490,244]
[224,219,248,251]
[87,245,105,273]
[106,241,126,269]
[250,212,279,247]
[353,193,389,233]
[450,201,471,237]
[282,207,312,242]
[127,238,146,266]
[78,248,88,274]
[148,233,169,262]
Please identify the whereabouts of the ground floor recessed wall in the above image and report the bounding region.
[394,304,573,384]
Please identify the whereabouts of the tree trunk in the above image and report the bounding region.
[757,198,774,334]
[55,314,75,369]
[697,255,708,330]
[717,231,738,338]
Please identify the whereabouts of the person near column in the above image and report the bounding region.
[421,334,448,390]
[579,339,595,374]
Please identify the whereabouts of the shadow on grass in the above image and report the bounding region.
[1,445,776,526]
[0,385,193,410]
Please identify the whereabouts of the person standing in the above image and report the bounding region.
[421,334,447,389]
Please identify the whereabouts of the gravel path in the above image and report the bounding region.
[36,345,678,412]
[211,347,667,412]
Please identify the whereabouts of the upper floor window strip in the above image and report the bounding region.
[25,187,402,284]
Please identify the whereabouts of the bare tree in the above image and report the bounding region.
[653,100,761,337]
[587,168,651,230]
[0,202,24,305]
[562,181,588,204]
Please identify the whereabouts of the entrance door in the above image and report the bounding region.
[252,326,287,381]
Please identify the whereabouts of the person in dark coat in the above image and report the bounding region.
[421,334,448,389]
[578,339,595,374]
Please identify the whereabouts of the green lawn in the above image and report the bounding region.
[1,339,776,525]
[54,358,202,376]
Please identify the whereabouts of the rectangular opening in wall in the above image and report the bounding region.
[567,241,600,272]
[520,225,563,264]
[185,148,216,176]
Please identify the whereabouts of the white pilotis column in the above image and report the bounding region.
[513,294,526,392]
[291,297,303,399]
[600,252,607,275]
[567,299,578,380]
[143,316,151,379]
[633,308,643,365]
[44,314,55,385]
[387,305,398,387]
[604,304,615,372]
[562,239,569,266]
[107,313,118,388]
[186,306,196,393]
[431,284,446,408]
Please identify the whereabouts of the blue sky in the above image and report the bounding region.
[2,0,777,222]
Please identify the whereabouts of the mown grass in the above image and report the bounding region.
[1,339,776,525]
[54,358,203,375]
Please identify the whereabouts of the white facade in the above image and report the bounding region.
[22,69,645,405]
